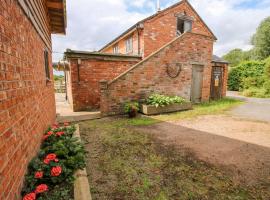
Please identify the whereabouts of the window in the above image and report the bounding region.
[44,49,50,80]
[177,18,192,35]
[126,36,133,53]
[113,44,119,54]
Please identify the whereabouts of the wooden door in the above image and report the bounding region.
[191,65,204,103]
[210,66,223,100]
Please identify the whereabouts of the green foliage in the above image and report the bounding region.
[54,75,64,82]
[222,49,253,67]
[265,57,270,78]
[263,80,270,94]
[21,125,86,199]
[147,94,187,107]
[252,17,270,59]
[124,102,139,114]
[228,60,265,91]
[242,87,270,98]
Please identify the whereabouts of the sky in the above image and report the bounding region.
[52,0,270,62]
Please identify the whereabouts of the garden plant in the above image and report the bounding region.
[21,123,86,200]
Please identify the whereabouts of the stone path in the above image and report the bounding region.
[55,93,101,123]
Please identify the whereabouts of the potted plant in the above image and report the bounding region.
[124,102,139,118]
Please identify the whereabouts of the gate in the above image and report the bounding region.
[210,66,223,100]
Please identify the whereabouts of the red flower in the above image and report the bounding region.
[56,131,64,137]
[54,158,59,163]
[23,192,36,200]
[44,153,57,164]
[34,171,43,179]
[52,123,59,129]
[47,131,54,136]
[43,158,50,165]
[35,184,48,194]
[51,166,62,177]
[46,153,57,160]
[64,122,69,126]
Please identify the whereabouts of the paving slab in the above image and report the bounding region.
[55,93,101,123]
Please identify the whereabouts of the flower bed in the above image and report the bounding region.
[21,123,86,200]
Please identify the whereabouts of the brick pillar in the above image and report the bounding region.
[99,80,109,116]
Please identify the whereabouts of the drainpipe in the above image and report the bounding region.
[77,58,81,84]
[136,23,144,56]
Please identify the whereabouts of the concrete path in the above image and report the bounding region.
[55,93,101,123]
[227,91,270,122]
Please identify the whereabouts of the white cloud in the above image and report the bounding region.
[52,0,270,61]
[189,0,270,56]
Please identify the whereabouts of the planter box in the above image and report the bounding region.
[141,102,192,115]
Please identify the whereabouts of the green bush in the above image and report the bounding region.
[264,80,270,93]
[265,57,270,78]
[242,87,270,98]
[228,60,265,91]
[146,94,187,107]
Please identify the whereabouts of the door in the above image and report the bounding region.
[191,65,204,103]
[210,66,223,100]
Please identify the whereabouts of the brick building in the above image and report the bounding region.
[65,0,228,114]
[0,0,66,199]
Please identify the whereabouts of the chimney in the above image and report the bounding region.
[157,0,161,12]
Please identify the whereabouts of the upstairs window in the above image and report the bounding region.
[44,49,50,81]
[177,18,192,36]
[126,36,133,53]
[113,44,119,54]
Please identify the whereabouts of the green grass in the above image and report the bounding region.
[100,98,243,127]
[152,98,243,122]
[80,116,269,200]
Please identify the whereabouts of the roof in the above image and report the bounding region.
[64,49,142,61]
[99,0,217,51]
[47,0,67,34]
[212,55,229,64]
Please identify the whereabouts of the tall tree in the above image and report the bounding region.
[222,49,252,67]
[252,17,270,59]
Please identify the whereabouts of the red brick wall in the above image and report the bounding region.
[143,1,214,57]
[0,1,56,199]
[67,58,141,111]
[100,32,214,115]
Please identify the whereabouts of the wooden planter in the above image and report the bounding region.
[141,102,192,115]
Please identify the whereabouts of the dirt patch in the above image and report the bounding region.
[175,115,270,148]
[135,116,270,185]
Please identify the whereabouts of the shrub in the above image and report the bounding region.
[146,94,187,107]
[242,87,270,98]
[228,60,265,91]
[264,80,270,94]
[21,123,86,200]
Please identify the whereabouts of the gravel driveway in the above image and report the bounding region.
[227,91,270,122]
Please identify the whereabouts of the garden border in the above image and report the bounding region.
[74,124,92,200]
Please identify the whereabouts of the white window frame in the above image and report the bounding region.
[113,44,119,54]
[125,36,133,53]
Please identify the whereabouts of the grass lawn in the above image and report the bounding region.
[79,98,268,199]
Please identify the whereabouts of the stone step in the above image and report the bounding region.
[56,111,101,123]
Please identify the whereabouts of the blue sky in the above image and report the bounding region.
[52,0,270,70]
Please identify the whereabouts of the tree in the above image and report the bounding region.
[252,17,270,59]
[222,49,252,67]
